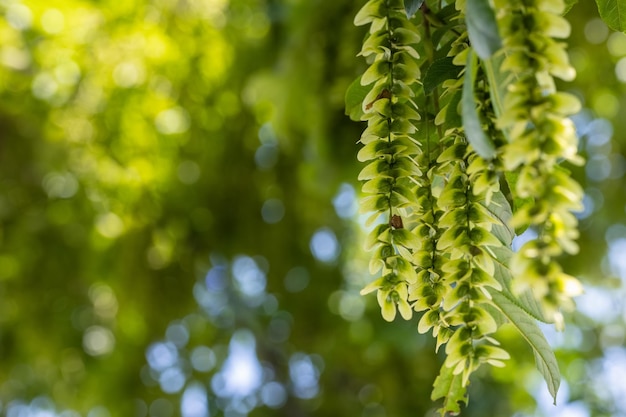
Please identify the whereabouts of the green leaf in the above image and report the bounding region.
[462,51,496,159]
[466,0,502,60]
[431,362,468,416]
[444,89,463,127]
[564,0,579,14]
[404,0,424,18]
[596,0,626,32]
[483,52,508,125]
[490,246,549,323]
[489,290,561,404]
[423,57,463,95]
[345,76,370,121]
[480,189,515,245]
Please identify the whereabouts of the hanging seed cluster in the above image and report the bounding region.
[350,0,584,413]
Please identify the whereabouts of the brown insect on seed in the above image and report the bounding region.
[390,214,403,229]
[365,89,392,110]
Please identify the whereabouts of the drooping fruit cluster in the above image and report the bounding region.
[348,0,584,414]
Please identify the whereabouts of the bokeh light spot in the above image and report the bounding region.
[333,183,357,219]
[113,61,145,88]
[83,326,115,356]
[181,382,209,417]
[289,353,320,399]
[87,406,111,417]
[155,107,190,135]
[310,228,340,263]
[150,398,174,417]
[284,266,310,293]
[159,367,186,394]
[32,72,58,100]
[261,198,284,224]
[41,8,65,34]
[95,212,125,239]
[586,155,612,182]
[615,57,626,83]
[177,161,201,184]
[608,32,626,57]
[146,342,179,372]
[261,382,287,409]
[232,256,266,299]
[211,330,262,400]
[584,18,608,44]
[190,346,216,372]
[166,322,190,348]
[255,144,279,170]
[591,90,619,119]
[42,171,79,199]
[7,4,33,30]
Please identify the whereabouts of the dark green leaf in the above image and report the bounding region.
[489,291,561,404]
[345,76,370,121]
[445,89,463,127]
[404,0,424,18]
[596,0,626,32]
[462,51,496,159]
[423,57,463,95]
[466,0,502,60]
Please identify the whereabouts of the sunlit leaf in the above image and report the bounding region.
[432,359,468,416]
[489,291,561,403]
[596,0,626,31]
[490,246,549,323]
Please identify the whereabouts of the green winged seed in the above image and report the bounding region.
[354,0,386,26]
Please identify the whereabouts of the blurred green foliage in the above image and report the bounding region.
[0,1,626,417]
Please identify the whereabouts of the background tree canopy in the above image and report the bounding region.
[0,1,625,417]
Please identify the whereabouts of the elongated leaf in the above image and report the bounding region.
[423,57,463,95]
[466,0,502,60]
[432,362,468,416]
[490,246,549,323]
[404,0,424,18]
[481,189,515,245]
[462,51,496,159]
[489,291,561,404]
[596,0,626,32]
[345,76,370,121]
[483,53,508,122]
